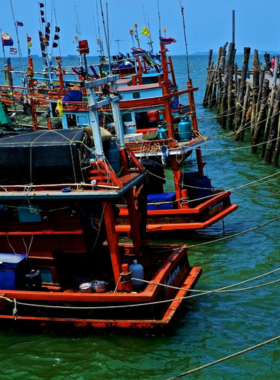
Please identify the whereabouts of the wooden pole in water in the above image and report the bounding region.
[234,83,251,141]
[202,49,213,108]
[264,85,280,164]
[262,85,276,157]
[220,64,229,129]
[220,42,228,72]
[207,49,213,71]
[256,70,265,117]
[226,43,235,129]
[251,79,269,153]
[234,63,239,102]
[250,50,261,143]
[227,62,235,130]
[272,55,279,86]
[216,67,223,124]
[273,109,280,166]
[234,46,251,131]
[209,47,222,108]
[232,10,235,44]
[264,53,271,72]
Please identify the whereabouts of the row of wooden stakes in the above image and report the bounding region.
[203,42,280,166]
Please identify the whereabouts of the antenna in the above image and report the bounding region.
[180,3,191,80]
[146,11,154,53]
[99,0,111,74]
[52,0,62,57]
[115,39,122,53]
[9,0,26,86]
[232,10,235,44]
[157,0,161,38]
[74,0,81,38]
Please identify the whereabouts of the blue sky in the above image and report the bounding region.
[1,0,280,57]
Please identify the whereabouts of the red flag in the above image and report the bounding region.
[27,36,32,42]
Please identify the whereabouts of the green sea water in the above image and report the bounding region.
[1,55,280,380]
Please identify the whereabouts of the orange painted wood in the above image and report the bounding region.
[125,188,141,256]
[102,201,122,286]
[119,173,141,186]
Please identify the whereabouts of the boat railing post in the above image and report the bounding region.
[85,80,105,160]
[187,79,198,132]
[102,200,122,287]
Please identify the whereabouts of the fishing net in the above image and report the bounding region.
[0,129,91,185]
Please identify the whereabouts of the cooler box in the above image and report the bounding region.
[0,253,27,290]
[147,192,175,210]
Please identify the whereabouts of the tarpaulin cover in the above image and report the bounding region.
[0,129,91,185]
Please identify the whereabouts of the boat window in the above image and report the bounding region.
[77,115,90,126]
[132,92,140,99]
[66,114,77,127]
[142,77,158,85]
[122,113,132,122]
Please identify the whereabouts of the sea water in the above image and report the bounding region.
[0,54,280,380]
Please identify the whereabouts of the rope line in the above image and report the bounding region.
[188,215,280,249]
[1,266,279,311]
[166,335,280,379]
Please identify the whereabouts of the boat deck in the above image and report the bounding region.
[0,172,144,199]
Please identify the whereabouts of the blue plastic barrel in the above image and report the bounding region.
[178,116,192,141]
[106,138,121,173]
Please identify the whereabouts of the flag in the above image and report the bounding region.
[9,47,17,55]
[160,37,176,45]
[141,27,150,37]
[54,34,59,40]
[131,47,147,57]
[40,10,44,15]
[41,17,45,23]
[16,21,23,27]
[28,42,32,47]
[39,2,44,7]
[55,26,60,33]
[27,36,32,42]
[1,33,13,46]
[52,42,58,48]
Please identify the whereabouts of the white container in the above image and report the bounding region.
[129,259,144,287]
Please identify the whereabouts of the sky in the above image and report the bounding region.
[1,0,280,57]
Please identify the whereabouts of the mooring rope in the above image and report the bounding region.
[1,265,280,311]
[188,215,280,249]
[165,335,280,379]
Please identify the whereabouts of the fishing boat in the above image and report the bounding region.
[0,73,201,329]
[114,39,238,233]
[44,38,238,234]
